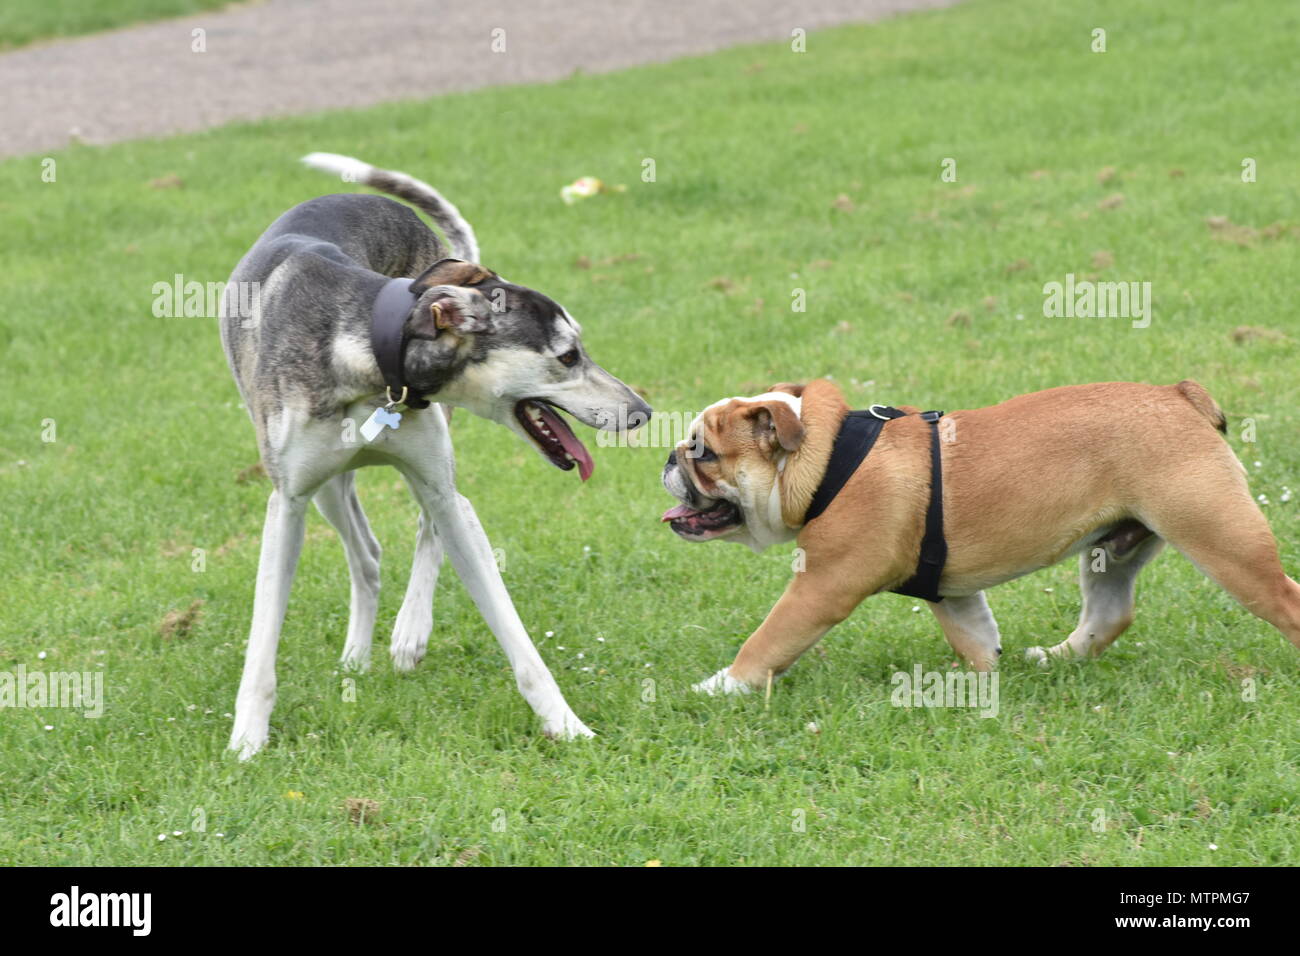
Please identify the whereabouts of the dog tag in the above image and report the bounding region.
[360,405,402,442]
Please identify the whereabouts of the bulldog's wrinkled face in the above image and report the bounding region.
[661,390,804,552]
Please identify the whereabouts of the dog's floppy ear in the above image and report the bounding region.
[743,399,804,452]
[410,258,496,292]
[766,382,805,398]
[408,285,494,339]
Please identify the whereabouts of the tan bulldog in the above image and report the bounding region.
[660,379,1300,693]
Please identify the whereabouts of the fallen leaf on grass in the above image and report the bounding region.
[1230,325,1286,344]
[160,599,204,640]
[344,797,380,825]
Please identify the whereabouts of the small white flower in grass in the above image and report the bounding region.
[545,630,554,638]
[597,636,605,643]
[1253,461,1262,469]
[173,831,183,837]
[806,721,820,734]
[577,652,585,659]
[1208,843,1218,851]
[223,713,232,718]
[167,717,176,722]
[911,605,921,613]
[215,833,225,838]
[1258,494,1270,505]
[38,651,47,660]
[582,545,591,553]
[44,724,54,731]
[580,667,591,673]
[1044,587,1054,593]
[1092,705,1103,712]
[1282,487,1293,503]
[186,704,197,711]
[644,663,652,668]
[157,834,167,842]
[557,645,565,650]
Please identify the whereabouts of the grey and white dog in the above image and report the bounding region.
[219,152,650,758]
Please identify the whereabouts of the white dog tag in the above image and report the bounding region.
[360,405,402,442]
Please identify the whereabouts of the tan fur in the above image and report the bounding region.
[676,379,1300,688]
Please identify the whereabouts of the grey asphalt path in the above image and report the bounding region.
[0,0,958,159]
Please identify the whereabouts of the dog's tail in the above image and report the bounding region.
[301,152,480,262]
[1176,380,1228,434]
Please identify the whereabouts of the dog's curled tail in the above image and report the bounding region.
[301,152,480,262]
[1176,380,1227,434]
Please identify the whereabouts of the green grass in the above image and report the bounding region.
[2,0,1298,865]
[0,0,234,49]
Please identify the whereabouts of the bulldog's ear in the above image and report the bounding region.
[410,258,496,293]
[766,382,805,398]
[407,286,494,339]
[746,400,804,452]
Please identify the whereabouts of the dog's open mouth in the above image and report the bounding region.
[515,399,594,481]
[661,500,742,538]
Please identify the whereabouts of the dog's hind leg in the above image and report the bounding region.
[230,487,310,760]
[1026,531,1165,665]
[929,592,1002,671]
[313,472,382,671]
[1151,497,1300,651]
[390,497,445,672]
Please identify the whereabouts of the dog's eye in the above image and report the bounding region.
[558,348,580,367]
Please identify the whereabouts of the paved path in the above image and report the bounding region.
[0,0,958,158]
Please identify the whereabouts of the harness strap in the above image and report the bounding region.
[894,411,947,603]
[370,277,430,410]
[803,405,947,603]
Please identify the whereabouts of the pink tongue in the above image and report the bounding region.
[661,504,697,522]
[538,404,594,481]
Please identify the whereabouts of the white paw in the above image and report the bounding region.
[390,613,431,672]
[1024,646,1052,668]
[340,645,371,673]
[228,724,268,761]
[390,639,426,673]
[693,668,753,696]
[542,711,596,740]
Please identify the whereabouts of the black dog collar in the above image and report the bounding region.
[803,404,948,603]
[370,277,430,410]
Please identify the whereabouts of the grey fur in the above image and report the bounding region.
[220,154,651,757]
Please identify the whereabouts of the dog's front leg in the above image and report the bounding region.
[929,592,1002,671]
[390,506,444,672]
[229,488,309,759]
[406,478,593,738]
[697,568,870,695]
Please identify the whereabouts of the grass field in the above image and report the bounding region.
[1,0,1297,865]
[0,0,233,50]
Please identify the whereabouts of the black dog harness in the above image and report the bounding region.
[370,277,430,409]
[803,405,948,603]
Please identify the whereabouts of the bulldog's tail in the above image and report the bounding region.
[1176,380,1227,434]
[301,152,480,262]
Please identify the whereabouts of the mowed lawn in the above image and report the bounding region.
[1,0,1297,865]
[0,0,233,49]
